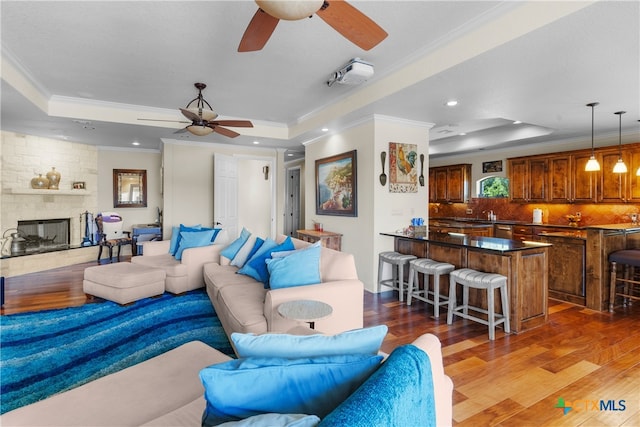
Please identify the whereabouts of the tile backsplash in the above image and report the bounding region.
[430,198,638,226]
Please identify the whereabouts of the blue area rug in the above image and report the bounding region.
[0,290,233,414]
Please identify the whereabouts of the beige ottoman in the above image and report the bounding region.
[83,262,166,305]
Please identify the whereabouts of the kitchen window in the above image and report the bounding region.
[478,176,509,198]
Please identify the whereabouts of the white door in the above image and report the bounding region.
[214,154,238,239]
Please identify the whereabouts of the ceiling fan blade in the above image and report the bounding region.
[180,108,201,121]
[238,8,280,52]
[211,126,241,138]
[212,120,254,128]
[138,118,191,124]
[316,0,388,51]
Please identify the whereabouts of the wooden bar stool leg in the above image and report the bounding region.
[501,284,510,334]
[462,283,469,316]
[398,264,405,302]
[609,261,618,312]
[433,273,441,317]
[488,285,496,341]
[447,276,457,325]
[377,256,384,293]
[407,267,415,305]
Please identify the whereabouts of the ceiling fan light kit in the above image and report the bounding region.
[584,102,601,172]
[138,83,253,139]
[239,0,387,52]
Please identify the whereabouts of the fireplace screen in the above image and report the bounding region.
[17,218,70,253]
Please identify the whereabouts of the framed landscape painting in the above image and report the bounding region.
[315,150,357,217]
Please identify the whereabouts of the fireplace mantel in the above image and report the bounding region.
[7,189,92,196]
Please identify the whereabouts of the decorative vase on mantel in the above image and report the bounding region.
[30,173,49,189]
[46,167,61,190]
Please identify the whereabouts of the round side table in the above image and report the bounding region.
[277,299,333,329]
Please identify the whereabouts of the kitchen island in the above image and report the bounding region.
[381,232,551,333]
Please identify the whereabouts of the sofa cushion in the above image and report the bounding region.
[317,345,436,427]
[239,237,295,286]
[231,325,388,359]
[169,224,202,255]
[230,236,264,268]
[200,354,383,425]
[131,253,188,277]
[175,229,216,260]
[221,228,251,260]
[266,243,321,289]
[216,282,268,335]
[217,413,320,427]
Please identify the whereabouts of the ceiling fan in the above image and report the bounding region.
[238,0,388,52]
[138,83,253,138]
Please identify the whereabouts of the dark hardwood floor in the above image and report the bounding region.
[2,260,639,426]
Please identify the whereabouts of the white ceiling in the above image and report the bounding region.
[1,1,639,160]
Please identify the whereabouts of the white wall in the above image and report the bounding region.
[161,140,278,240]
[238,158,273,238]
[97,148,162,235]
[304,116,431,290]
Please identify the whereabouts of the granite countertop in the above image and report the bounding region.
[538,230,587,240]
[584,223,640,231]
[381,232,551,253]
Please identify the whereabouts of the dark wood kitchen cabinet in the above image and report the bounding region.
[429,164,471,203]
[508,157,548,202]
[548,153,598,203]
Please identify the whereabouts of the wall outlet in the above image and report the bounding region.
[466,209,473,214]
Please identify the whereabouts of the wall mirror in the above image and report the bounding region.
[113,169,147,208]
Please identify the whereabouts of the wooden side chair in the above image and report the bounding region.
[95,212,132,263]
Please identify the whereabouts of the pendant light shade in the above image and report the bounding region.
[585,102,601,172]
[612,111,627,173]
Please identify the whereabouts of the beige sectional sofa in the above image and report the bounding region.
[0,335,453,426]
[131,238,227,294]
[203,235,364,340]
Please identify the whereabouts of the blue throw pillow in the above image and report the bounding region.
[168,224,202,255]
[220,228,251,260]
[231,325,388,359]
[214,413,320,427]
[244,237,295,286]
[230,236,264,268]
[318,345,436,427]
[266,243,321,289]
[200,354,383,426]
[174,229,216,260]
[200,227,222,243]
[237,238,278,281]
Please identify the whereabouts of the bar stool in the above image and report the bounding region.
[447,268,510,340]
[407,258,455,317]
[608,249,640,312]
[377,251,417,302]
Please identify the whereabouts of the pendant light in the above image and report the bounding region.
[585,102,601,172]
[612,111,627,173]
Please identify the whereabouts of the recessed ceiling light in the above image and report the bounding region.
[253,141,260,145]
[132,141,140,146]
[446,100,458,107]
[321,128,329,132]
[459,132,466,136]
[513,120,522,124]
[287,153,294,157]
